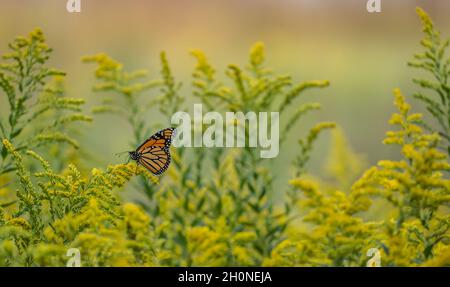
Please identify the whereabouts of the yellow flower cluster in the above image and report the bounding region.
[0,140,160,266]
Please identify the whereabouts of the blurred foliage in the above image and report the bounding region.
[409,8,450,156]
[274,89,450,267]
[352,89,450,266]
[0,139,158,266]
[82,41,332,267]
[0,8,449,266]
[0,29,92,176]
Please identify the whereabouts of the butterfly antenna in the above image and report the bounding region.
[115,151,129,157]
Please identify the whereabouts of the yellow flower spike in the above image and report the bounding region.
[402,144,417,160]
[389,114,403,125]
[249,42,265,67]
[7,218,31,230]
[289,178,319,195]
[393,88,411,114]
[233,231,257,243]
[407,113,423,122]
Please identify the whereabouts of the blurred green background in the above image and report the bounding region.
[1,0,450,183]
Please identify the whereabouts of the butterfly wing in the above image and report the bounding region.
[135,128,175,175]
[136,127,175,154]
[138,146,171,175]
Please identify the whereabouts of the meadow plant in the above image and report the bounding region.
[352,89,450,266]
[0,29,91,176]
[0,139,157,266]
[83,52,180,214]
[81,42,333,266]
[270,89,449,267]
[409,8,450,155]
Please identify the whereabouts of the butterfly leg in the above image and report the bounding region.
[135,162,139,175]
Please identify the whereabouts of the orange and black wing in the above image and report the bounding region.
[135,128,175,175]
[138,146,171,175]
[136,127,175,154]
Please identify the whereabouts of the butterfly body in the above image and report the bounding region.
[129,127,175,175]
[129,151,140,161]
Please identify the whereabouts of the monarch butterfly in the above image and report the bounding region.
[129,127,176,175]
